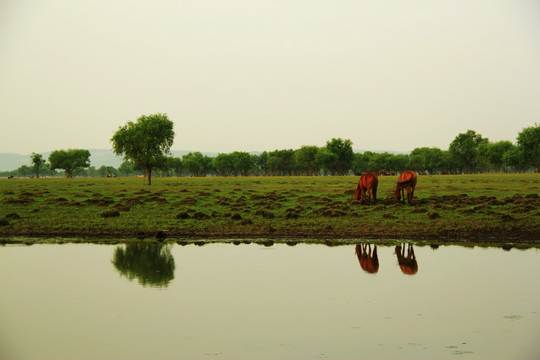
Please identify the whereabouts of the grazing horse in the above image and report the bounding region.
[355,244,379,274]
[394,171,417,204]
[354,172,379,204]
[395,243,418,275]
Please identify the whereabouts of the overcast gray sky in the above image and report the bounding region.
[1,0,539,155]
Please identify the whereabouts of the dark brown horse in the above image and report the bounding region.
[394,171,417,204]
[355,244,379,274]
[354,172,379,204]
[395,243,418,275]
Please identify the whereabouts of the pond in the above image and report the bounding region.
[1,242,539,360]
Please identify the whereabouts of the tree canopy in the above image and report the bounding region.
[324,138,354,175]
[517,123,540,173]
[111,113,175,185]
[448,130,488,174]
[48,149,91,178]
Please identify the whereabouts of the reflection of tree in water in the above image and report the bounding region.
[112,243,175,288]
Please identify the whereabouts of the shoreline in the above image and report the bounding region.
[2,230,539,247]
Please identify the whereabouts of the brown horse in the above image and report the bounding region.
[355,244,379,274]
[395,243,418,275]
[394,171,417,204]
[354,172,379,204]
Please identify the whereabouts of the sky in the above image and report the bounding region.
[1,0,539,155]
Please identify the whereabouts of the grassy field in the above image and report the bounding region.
[1,174,539,245]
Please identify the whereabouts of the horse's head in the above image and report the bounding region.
[394,186,401,201]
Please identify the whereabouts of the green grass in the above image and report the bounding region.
[1,174,539,244]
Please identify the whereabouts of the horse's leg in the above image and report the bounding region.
[401,186,405,204]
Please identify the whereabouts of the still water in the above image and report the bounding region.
[1,242,539,360]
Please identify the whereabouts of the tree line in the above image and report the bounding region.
[2,115,538,180]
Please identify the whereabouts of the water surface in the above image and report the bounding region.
[1,242,539,359]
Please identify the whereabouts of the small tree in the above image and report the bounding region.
[49,149,91,178]
[253,152,269,176]
[111,113,175,185]
[30,152,45,178]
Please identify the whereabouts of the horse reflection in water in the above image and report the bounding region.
[355,244,379,274]
[395,243,418,275]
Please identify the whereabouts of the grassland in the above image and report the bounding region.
[1,174,539,245]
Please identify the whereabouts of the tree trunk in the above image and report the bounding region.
[147,168,152,185]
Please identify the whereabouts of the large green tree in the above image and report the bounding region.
[118,161,136,177]
[167,156,183,177]
[295,146,320,175]
[324,138,354,175]
[267,149,295,175]
[516,124,540,172]
[410,147,447,174]
[48,149,91,178]
[30,152,46,178]
[111,113,175,185]
[182,152,213,177]
[231,151,254,176]
[503,146,527,172]
[477,141,514,172]
[213,153,235,176]
[448,130,488,174]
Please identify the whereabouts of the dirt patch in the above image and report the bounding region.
[179,197,198,205]
[6,213,20,220]
[176,212,190,219]
[101,210,120,218]
[192,211,209,219]
[83,197,115,206]
[3,197,34,205]
[256,210,275,218]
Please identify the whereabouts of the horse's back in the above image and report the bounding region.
[398,171,416,184]
[362,172,378,187]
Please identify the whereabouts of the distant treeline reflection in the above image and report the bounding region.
[356,243,418,275]
[112,243,175,288]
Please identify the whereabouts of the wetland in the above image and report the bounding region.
[1,242,539,359]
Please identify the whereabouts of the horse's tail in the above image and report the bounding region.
[372,178,378,201]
